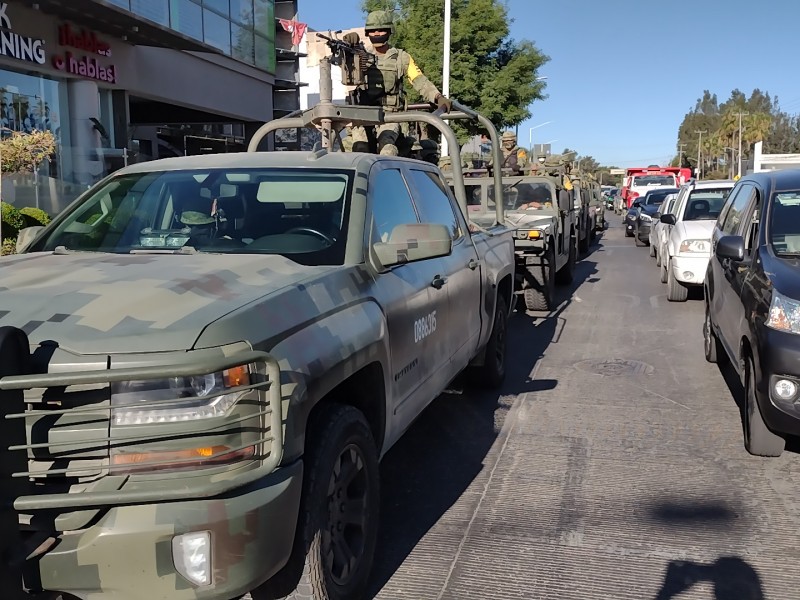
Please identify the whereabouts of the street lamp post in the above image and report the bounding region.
[528,120,552,154]
[441,0,451,155]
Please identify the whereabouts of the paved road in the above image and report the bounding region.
[367,218,800,600]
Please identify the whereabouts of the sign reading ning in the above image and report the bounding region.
[0,3,46,65]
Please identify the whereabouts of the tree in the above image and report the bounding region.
[360,0,549,137]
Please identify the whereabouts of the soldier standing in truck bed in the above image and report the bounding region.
[342,10,451,156]
[488,130,528,175]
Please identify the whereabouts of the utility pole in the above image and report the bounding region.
[735,111,750,178]
[695,130,707,180]
[678,142,687,168]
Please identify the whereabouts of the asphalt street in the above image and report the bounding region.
[366,218,800,600]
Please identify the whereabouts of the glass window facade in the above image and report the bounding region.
[110,0,275,73]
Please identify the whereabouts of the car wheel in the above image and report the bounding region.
[656,247,661,267]
[624,228,633,237]
[666,260,688,302]
[252,404,379,600]
[524,246,555,311]
[579,229,590,254]
[703,305,725,364]
[555,237,576,285]
[744,357,785,457]
[634,228,645,247]
[660,258,668,283]
[649,242,656,257]
[468,292,508,388]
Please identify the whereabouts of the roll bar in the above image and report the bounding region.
[246,57,505,226]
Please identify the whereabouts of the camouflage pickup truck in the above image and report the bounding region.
[0,98,514,599]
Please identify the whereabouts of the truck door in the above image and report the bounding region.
[405,167,483,372]
[367,165,451,436]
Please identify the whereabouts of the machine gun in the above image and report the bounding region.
[316,31,375,105]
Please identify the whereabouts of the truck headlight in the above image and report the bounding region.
[111,365,251,426]
[678,239,710,254]
[515,229,543,240]
[767,290,800,334]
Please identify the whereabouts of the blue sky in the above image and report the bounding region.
[297,0,800,167]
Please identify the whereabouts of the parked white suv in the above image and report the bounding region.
[659,179,735,301]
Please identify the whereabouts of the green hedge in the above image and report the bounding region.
[1,202,51,255]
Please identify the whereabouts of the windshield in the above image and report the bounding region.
[632,175,676,187]
[488,180,555,211]
[770,191,800,254]
[680,188,730,221]
[29,168,352,265]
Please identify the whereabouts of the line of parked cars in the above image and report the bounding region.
[632,170,800,458]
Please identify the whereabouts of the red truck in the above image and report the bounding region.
[621,166,692,209]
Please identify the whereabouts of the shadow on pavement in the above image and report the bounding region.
[649,499,763,599]
[654,557,764,600]
[367,241,600,596]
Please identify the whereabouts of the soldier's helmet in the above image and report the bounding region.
[365,10,395,34]
[180,211,216,226]
[501,130,517,143]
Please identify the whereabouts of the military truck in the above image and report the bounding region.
[451,156,580,311]
[0,56,515,600]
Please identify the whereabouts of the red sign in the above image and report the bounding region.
[51,23,117,83]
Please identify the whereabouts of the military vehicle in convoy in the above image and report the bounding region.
[0,55,515,600]
[451,154,580,311]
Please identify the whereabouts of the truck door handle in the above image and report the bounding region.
[467,258,480,270]
[431,275,447,289]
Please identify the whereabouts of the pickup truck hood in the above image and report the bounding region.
[505,211,555,228]
[0,252,330,353]
[675,220,715,241]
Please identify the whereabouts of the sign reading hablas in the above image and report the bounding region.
[52,23,116,83]
[0,3,46,65]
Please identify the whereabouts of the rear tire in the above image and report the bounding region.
[555,238,576,285]
[666,260,687,301]
[252,405,379,600]
[468,293,508,389]
[660,259,668,283]
[744,358,785,457]
[649,243,656,257]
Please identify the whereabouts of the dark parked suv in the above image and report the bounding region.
[704,170,800,456]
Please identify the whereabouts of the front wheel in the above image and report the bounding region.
[744,358,785,457]
[524,247,555,311]
[253,404,379,600]
[555,237,576,285]
[667,260,688,302]
[649,242,656,257]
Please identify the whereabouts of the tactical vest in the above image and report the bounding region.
[502,147,520,171]
[363,48,404,110]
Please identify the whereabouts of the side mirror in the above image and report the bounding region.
[15,226,44,253]
[660,214,676,225]
[716,235,745,262]
[373,223,453,269]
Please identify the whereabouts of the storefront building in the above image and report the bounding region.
[3,0,292,215]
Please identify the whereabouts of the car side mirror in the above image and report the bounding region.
[660,214,676,225]
[373,223,453,269]
[716,235,745,262]
[15,226,44,253]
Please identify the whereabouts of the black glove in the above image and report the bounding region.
[342,32,360,46]
[436,94,452,113]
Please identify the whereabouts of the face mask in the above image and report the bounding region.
[368,32,390,45]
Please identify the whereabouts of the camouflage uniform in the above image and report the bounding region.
[411,138,440,164]
[348,11,447,156]
[488,131,528,174]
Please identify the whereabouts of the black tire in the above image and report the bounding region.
[666,260,688,302]
[555,237,576,285]
[625,228,633,238]
[744,358,785,457]
[649,242,656,257]
[703,305,725,364]
[655,247,661,267]
[660,259,668,284]
[253,404,379,600]
[579,228,590,254]
[524,247,555,311]
[634,229,645,247]
[468,293,508,389]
